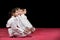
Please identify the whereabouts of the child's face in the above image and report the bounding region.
[18,9,24,15]
[13,10,19,16]
[17,9,27,15]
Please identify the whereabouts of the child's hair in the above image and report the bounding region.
[8,7,26,18]
[9,7,20,16]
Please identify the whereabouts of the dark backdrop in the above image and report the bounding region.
[0,0,59,28]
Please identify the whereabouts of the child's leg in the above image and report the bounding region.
[13,32,27,37]
[25,27,35,33]
[12,28,28,37]
[8,28,14,38]
[13,28,32,37]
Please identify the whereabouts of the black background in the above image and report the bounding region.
[0,0,59,28]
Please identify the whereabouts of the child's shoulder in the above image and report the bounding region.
[22,14,27,18]
[7,17,14,23]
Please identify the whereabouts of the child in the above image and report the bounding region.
[6,8,28,38]
[17,8,35,34]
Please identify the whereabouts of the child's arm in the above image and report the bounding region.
[20,15,33,28]
[6,20,12,28]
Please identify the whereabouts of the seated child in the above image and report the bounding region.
[17,8,35,34]
[6,8,28,38]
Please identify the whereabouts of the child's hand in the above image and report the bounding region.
[24,27,30,33]
[30,27,35,32]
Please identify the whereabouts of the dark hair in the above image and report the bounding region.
[8,7,26,18]
[9,7,20,16]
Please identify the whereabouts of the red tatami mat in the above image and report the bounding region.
[0,28,60,40]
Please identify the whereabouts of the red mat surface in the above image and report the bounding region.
[0,28,60,40]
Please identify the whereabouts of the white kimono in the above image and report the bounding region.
[18,14,33,29]
[17,14,35,33]
[6,16,26,37]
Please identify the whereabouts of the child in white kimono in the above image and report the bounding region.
[6,8,28,38]
[17,8,35,34]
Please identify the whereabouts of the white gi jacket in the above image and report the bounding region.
[18,14,33,29]
[6,16,26,37]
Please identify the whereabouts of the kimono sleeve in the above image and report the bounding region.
[21,15,33,28]
[6,20,12,28]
